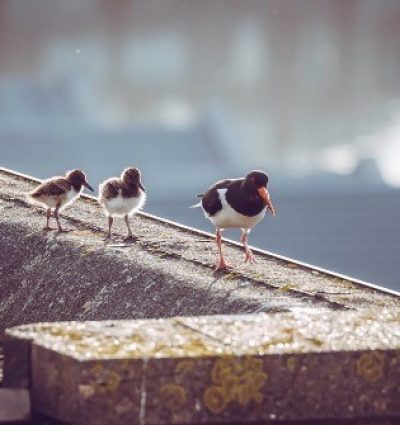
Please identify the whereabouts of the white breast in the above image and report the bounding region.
[60,188,81,210]
[205,189,266,231]
[29,188,81,210]
[101,190,146,217]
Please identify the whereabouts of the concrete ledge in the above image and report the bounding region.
[1,167,399,338]
[1,167,400,423]
[0,388,30,422]
[5,310,400,424]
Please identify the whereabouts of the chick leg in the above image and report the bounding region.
[43,208,55,231]
[123,215,136,241]
[54,204,68,232]
[104,216,113,240]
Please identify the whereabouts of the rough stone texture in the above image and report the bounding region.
[5,310,400,425]
[0,388,30,422]
[26,416,400,425]
[0,167,399,339]
[0,347,3,385]
[1,168,400,424]
[2,334,31,388]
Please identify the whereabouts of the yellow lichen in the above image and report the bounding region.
[223,272,240,280]
[88,363,122,394]
[356,352,385,383]
[277,283,296,292]
[81,246,97,256]
[175,359,195,377]
[160,384,187,413]
[79,384,95,398]
[204,386,226,414]
[204,356,267,414]
[286,356,297,372]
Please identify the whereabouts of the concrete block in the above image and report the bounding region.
[4,309,400,424]
[0,388,30,422]
[3,335,31,388]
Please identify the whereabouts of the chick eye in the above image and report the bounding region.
[251,177,256,183]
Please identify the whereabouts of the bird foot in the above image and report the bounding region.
[215,261,233,271]
[57,228,72,233]
[244,250,257,264]
[123,235,138,243]
[43,226,56,231]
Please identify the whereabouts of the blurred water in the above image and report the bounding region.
[0,0,400,290]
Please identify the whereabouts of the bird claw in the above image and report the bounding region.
[123,235,137,243]
[244,251,256,264]
[216,263,233,271]
[57,228,71,233]
[43,226,56,231]
[215,261,233,271]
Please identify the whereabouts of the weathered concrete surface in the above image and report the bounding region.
[0,167,399,340]
[25,415,400,425]
[0,388,30,422]
[3,334,31,388]
[28,418,400,425]
[5,310,400,424]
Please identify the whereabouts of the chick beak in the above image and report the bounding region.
[139,182,146,192]
[258,187,275,216]
[84,181,94,192]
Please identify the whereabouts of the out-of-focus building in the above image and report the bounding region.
[0,0,400,289]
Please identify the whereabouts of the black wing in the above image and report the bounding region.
[200,179,238,216]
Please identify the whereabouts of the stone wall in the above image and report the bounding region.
[1,167,398,339]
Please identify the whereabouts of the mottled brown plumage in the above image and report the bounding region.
[28,169,94,232]
[101,179,140,200]
[30,178,72,198]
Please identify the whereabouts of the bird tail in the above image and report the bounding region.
[26,192,43,207]
[189,194,203,209]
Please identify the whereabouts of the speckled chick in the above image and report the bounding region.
[28,169,94,232]
[98,167,146,241]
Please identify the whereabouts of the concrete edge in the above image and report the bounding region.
[4,312,400,424]
[1,165,399,298]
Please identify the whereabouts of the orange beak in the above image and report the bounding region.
[258,187,275,216]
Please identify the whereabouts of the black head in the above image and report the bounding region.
[245,170,269,189]
[66,169,94,191]
[122,167,145,191]
[244,170,275,215]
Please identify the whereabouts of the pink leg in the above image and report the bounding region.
[215,229,231,271]
[105,216,113,239]
[123,215,135,241]
[241,231,256,265]
[54,204,67,232]
[43,208,55,231]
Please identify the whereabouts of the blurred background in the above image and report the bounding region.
[0,0,399,290]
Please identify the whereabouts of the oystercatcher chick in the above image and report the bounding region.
[194,170,275,270]
[98,167,146,241]
[27,169,94,232]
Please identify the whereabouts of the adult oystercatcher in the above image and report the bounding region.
[98,167,146,241]
[193,170,275,270]
[27,169,94,232]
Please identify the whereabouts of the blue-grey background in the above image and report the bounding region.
[1,0,399,290]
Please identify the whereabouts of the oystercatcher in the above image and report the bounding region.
[98,167,146,241]
[27,169,94,232]
[193,170,275,270]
